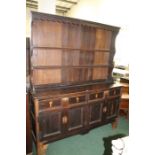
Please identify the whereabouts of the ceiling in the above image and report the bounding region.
[26,0,38,9]
[56,0,78,15]
[26,0,78,15]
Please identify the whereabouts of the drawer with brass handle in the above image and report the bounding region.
[69,95,86,104]
[61,97,69,107]
[104,90,109,97]
[39,99,61,110]
[109,88,121,96]
[89,92,103,100]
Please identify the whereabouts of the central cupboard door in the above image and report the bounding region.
[89,101,103,126]
[66,106,86,132]
[88,90,107,127]
[89,100,107,127]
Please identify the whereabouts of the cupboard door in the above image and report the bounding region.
[39,110,63,140]
[102,101,108,123]
[67,106,85,132]
[106,97,120,120]
[89,101,103,126]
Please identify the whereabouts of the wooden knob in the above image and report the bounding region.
[104,90,109,96]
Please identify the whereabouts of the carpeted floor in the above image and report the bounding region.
[33,116,129,155]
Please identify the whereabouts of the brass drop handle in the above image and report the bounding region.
[61,97,69,107]
[95,93,98,98]
[62,97,69,102]
[49,101,53,108]
[104,90,109,97]
[76,97,79,102]
[103,107,107,113]
[62,116,68,124]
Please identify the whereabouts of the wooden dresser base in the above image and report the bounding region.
[34,119,118,155]
[30,84,122,155]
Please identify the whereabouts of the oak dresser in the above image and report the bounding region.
[29,11,121,155]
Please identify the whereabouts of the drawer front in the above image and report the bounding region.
[89,92,103,100]
[39,95,86,110]
[39,99,61,110]
[69,95,86,104]
[61,94,86,106]
[109,88,121,96]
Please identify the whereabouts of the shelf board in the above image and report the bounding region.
[32,65,113,69]
[32,46,110,52]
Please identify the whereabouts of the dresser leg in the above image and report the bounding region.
[112,117,118,129]
[37,142,48,155]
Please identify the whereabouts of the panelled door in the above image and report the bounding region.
[66,105,86,132]
[88,91,105,126]
[39,109,63,140]
[89,101,103,126]
[106,97,120,120]
[64,94,87,133]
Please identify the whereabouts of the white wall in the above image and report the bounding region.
[38,0,56,14]
[67,0,130,66]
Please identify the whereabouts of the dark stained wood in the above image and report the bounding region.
[94,52,110,65]
[89,101,103,125]
[26,92,32,154]
[106,97,120,120]
[26,38,30,76]
[39,110,63,140]
[29,12,121,155]
[31,11,120,31]
[95,29,112,50]
[32,20,62,47]
[32,49,62,66]
[32,65,111,69]
[67,106,85,131]
[92,67,108,80]
[32,69,61,85]
[32,46,110,52]
[81,26,96,49]
[62,23,81,48]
